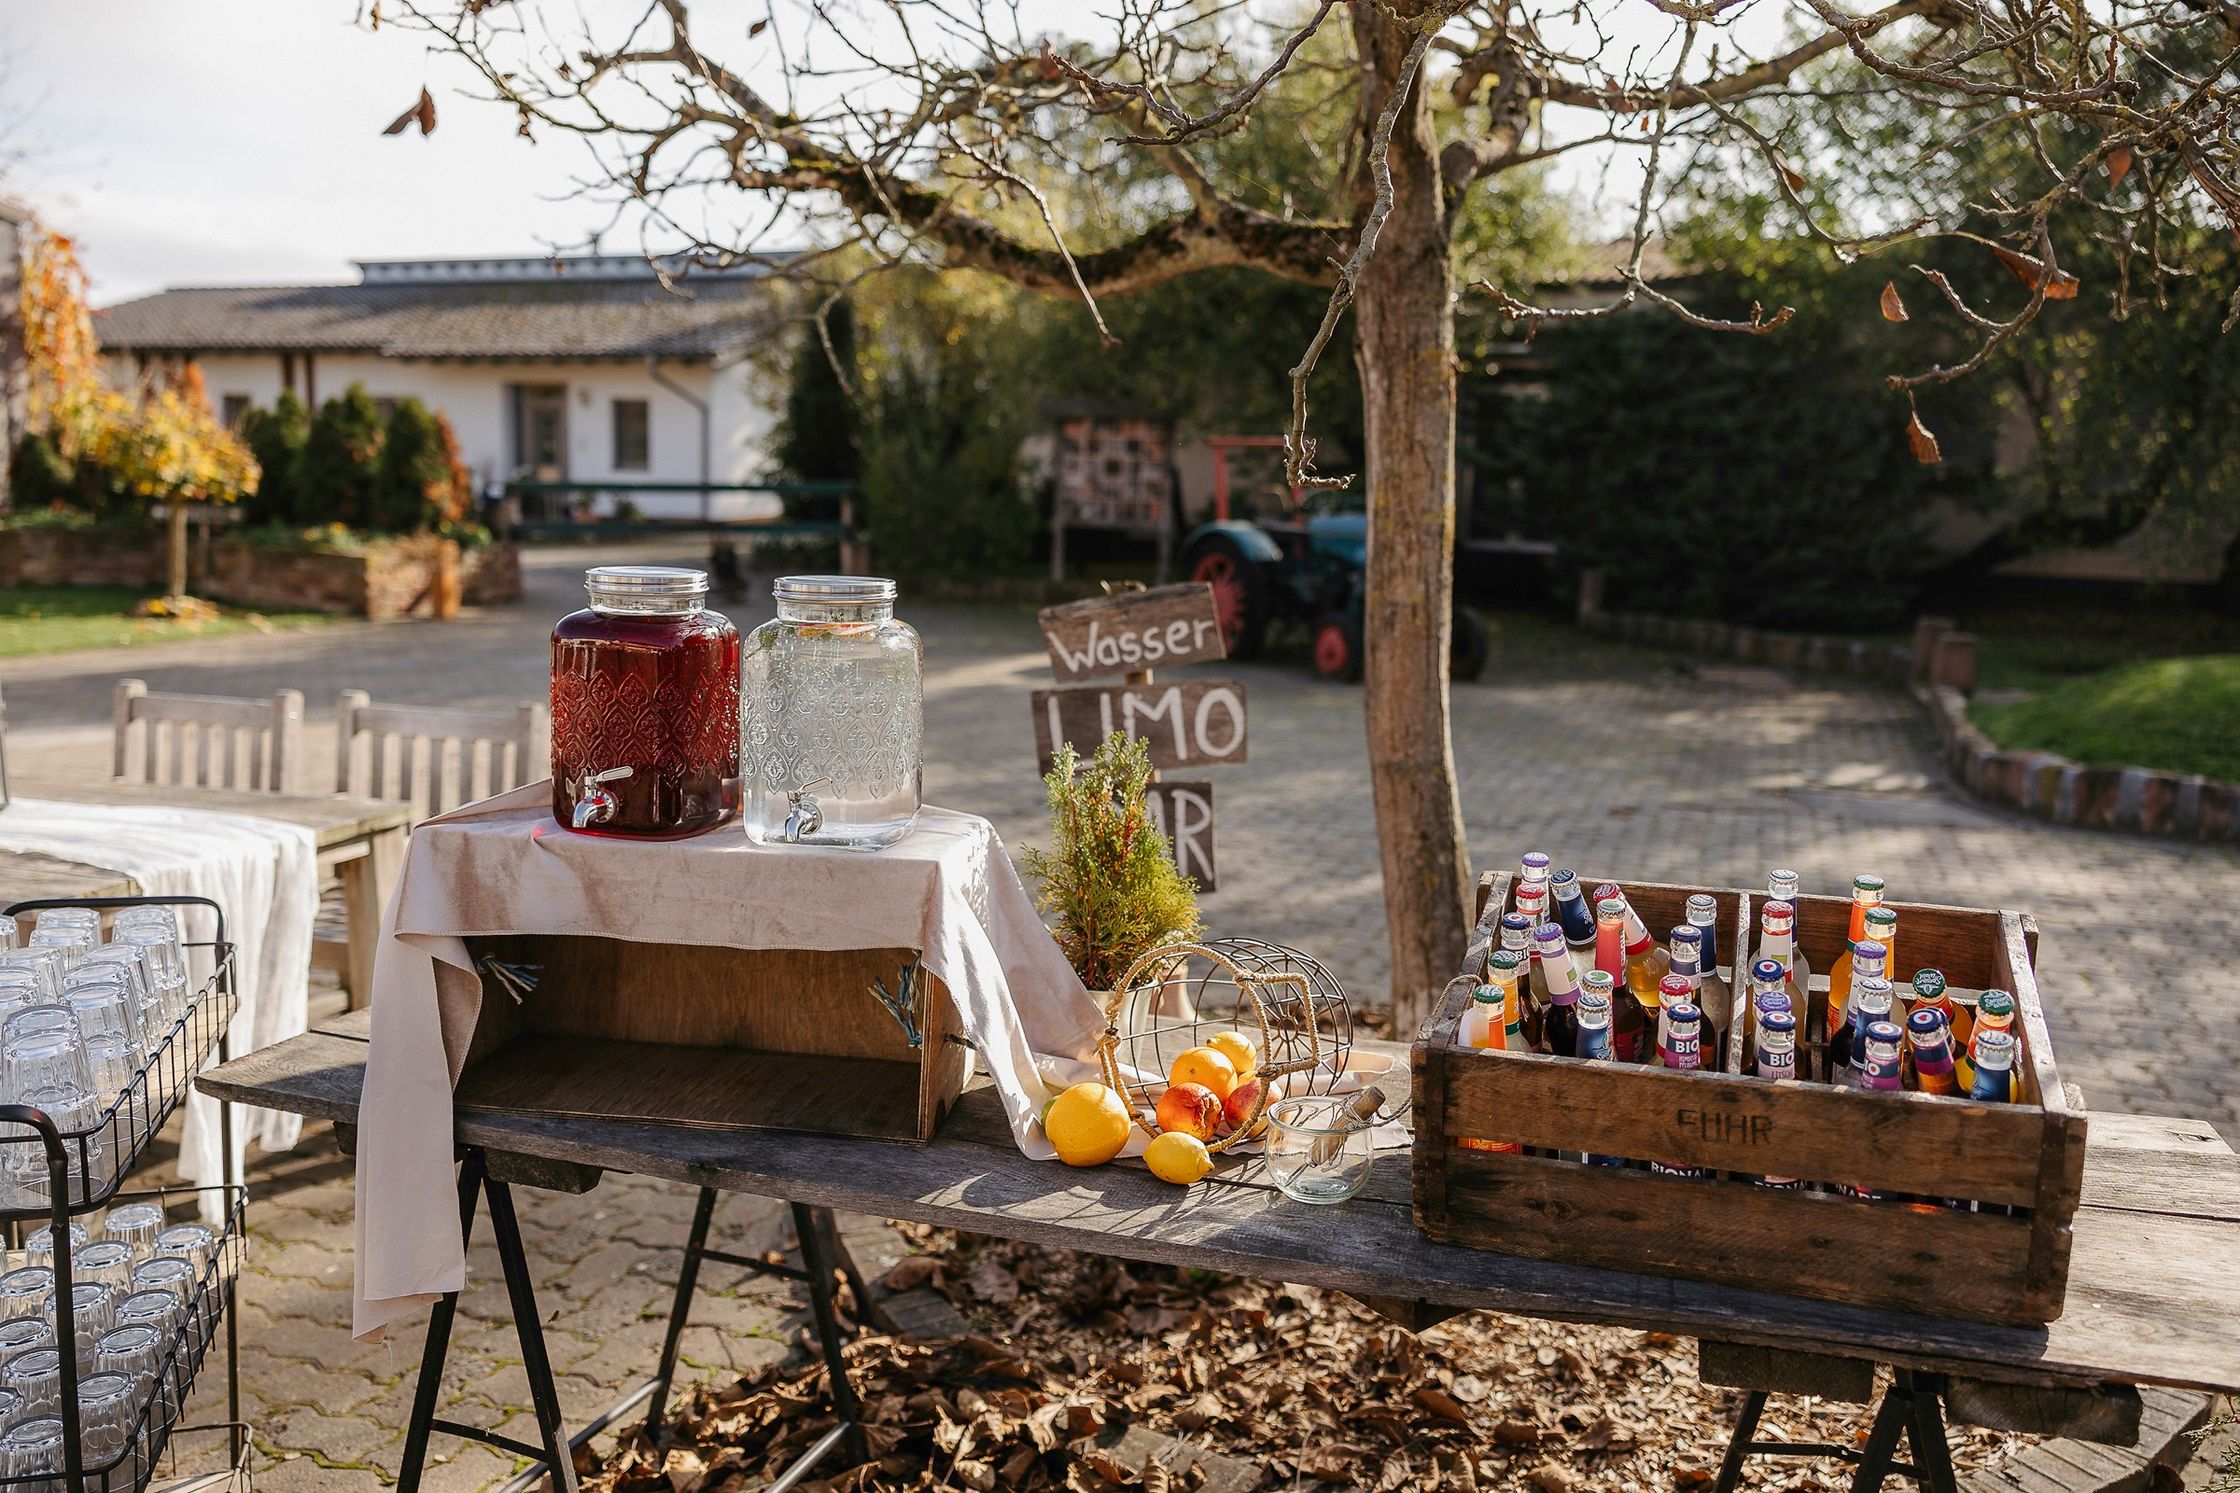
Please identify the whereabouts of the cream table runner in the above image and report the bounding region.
[353,783,1103,1340]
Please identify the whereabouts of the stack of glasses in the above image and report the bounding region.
[0,1203,224,1488]
[0,908,198,1208]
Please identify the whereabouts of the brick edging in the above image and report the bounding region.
[1916,682,2240,842]
[1579,607,1914,684]
[1581,605,2240,843]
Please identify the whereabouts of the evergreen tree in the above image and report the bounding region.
[771,298,859,485]
[372,398,466,532]
[296,384,384,527]
[238,389,310,525]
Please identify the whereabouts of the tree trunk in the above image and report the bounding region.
[1352,8,1471,1035]
[166,498,189,603]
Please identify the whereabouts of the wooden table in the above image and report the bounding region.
[202,1014,2240,1491]
[4,776,413,1002]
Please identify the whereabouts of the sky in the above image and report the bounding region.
[1,1,643,305]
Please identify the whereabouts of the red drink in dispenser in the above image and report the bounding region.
[551,566,742,838]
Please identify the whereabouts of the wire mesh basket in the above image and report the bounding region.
[1097,937,1360,1151]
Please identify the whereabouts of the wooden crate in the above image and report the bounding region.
[1412,872,2086,1326]
[455,935,967,1143]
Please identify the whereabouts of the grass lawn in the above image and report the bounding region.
[0,587,340,660]
[1972,654,2240,780]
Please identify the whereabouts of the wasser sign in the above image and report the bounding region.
[1036,583,1227,683]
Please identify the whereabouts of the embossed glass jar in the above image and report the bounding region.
[551,566,741,838]
[742,576,922,850]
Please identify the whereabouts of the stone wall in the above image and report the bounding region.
[0,524,523,618]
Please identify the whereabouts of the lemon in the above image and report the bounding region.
[1168,1045,1239,1100]
[1207,1031,1258,1082]
[1045,1082,1131,1167]
[1145,1131,1214,1185]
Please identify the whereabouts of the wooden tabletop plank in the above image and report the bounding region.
[11,776,412,848]
[197,1030,2240,1395]
[0,849,137,904]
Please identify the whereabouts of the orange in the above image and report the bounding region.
[1044,1083,1130,1167]
[1168,1045,1239,1100]
[1207,1032,1258,1081]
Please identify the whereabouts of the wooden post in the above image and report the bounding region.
[1930,631,1978,694]
[336,690,370,798]
[1911,615,1956,685]
[113,680,147,782]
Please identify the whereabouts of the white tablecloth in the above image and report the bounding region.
[0,797,319,1199]
[353,783,1105,1340]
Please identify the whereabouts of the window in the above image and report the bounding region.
[612,398,650,471]
[220,395,251,430]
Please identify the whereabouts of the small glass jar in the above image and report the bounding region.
[551,566,742,838]
[741,577,922,850]
[1264,1095,1376,1205]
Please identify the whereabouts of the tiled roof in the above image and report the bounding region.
[95,276,784,361]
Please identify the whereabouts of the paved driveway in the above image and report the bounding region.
[7,544,2236,1488]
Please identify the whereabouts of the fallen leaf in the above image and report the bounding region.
[1413,1385,1474,1426]
[749,17,769,36]
[381,86,438,137]
[1675,1467,1716,1490]
[1528,1465,1574,1493]
[1879,280,1909,322]
[1495,1419,1546,1446]
[884,1256,939,1292]
[1907,410,1943,466]
[1989,243,2081,299]
[2107,145,2134,189]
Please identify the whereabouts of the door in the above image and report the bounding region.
[510,384,568,481]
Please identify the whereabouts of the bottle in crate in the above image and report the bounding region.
[1840,978,1896,1089]
[1767,869,1813,993]
[1753,1009,1804,1191]
[1910,968,1966,1043]
[1907,1007,1960,1096]
[1592,885,1664,1008]
[1969,1027,2017,1103]
[1844,1019,1908,1200]
[1456,953,1524,1157]
[1654,974,1691,1068]
[1828,937,1889,1078]
[1664,926,1725,1068]
[1956,988,2016,1091]
[1825,874,1886,1012]
[1754,901,1807,1016]
[1860,905,1900,990]
[1575,988,1624,1169]
[1518,852,1553,900]
[1651,1003,1707,1178]
[1535,926,1583,1058]
[1550,870,1597,952]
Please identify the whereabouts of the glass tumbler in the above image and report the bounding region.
[742,576,923,850]
[72,949,159,1046]
[72,1243,135,1298]
[0,1267,51,1321]
[0,1318,52,1359]
[110,930,187,1026]
[1,1346,61,1417]
[75,1370,138,1486]
[0,969,44,1019]
[93,1323,164,1403]
[102,1205,166,1261]
[31,909,98,937]
[45,1282,113,1370]
[0,951,66,1003]
[26,927,92,968]
[0,1414,63,1487]
[62,974,142,1110]
[110,1290,181,1345]
[24,1226,85,1271]
[128,1258,195,1314]
[1264,1095,1377,1205]
[550,565,742,839]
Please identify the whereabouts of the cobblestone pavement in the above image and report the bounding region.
[7,544,2238,1487]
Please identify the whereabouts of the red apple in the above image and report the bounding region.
[1155,1083,1223,1141]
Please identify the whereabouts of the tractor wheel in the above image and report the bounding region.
[1184,532,1271,658]
[1450,606,1490,682]
[1311,613,1364,683]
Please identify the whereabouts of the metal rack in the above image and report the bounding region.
[2,896,249,1492]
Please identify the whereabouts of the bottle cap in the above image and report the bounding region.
[1752,958,1786,987]
[1579,969,1615,1001]
[1977,988,2015,1018]
[1760,1009,1798,1038]
[1592,882,1624,905]
[1487,949,1525,974]
[1756,990,1793,1017]
[1906,1006,1949,1040]
[1851,977,1894,1015]
[1865,905,1899,931]
[1865,1019,1904,1045]
[1769,869,1801,895]
[1912,968,1948,1000]
[1533,924,1564,950]
[1576,990,1612,1027]
[1658,974,1692,1002]
[1761,900,1794,928]
[1851,939,1887,963]
[1685,894,1718,920]
[1472,984,1501,1005]
[1595,897,1626,920]
[1499,914,1533,947]
[1665,1001,1701,1029]
[1973,1028,2016,1068]
[1669,925,1702,951]
[1853,874,1886,894]
[1550,869,1579,893]
[1521,852,1551,878]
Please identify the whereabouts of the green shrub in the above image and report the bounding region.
[771,297,859,487]
[296,384,384,527]
[238,390,310,525]
[373,398,469,531]
[8,432,78,509]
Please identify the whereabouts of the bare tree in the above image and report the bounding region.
[381,0,2240,1027]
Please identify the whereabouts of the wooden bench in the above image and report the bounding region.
[201,1016,2240,1493]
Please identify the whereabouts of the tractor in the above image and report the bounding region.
[1179,494,1489,682]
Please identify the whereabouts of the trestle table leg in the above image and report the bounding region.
[1902,1370,1960,1493]
[1848,1383,1916,1493]
[643,1186,719,1444]
[1713,1390,1767,1493]
[792,1201,871,1467]
[482,1174,581,1493]
[397,1152,487,1493]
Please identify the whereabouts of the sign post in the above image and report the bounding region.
[1030,583,1240,891]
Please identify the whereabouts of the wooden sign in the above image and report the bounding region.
[1031,680,1248,774]
[1145,780,1217,891]
[1036,584,1227,684]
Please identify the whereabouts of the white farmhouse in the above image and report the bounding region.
[96,254,792,519]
